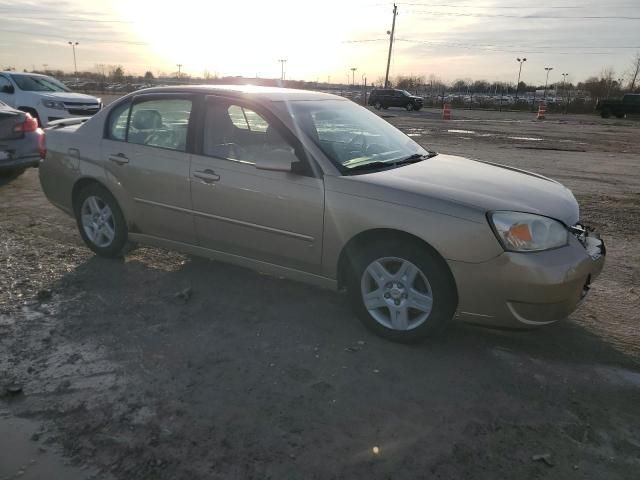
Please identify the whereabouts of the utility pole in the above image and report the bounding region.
[515,57,526,100]
[278,59,287,81]
[176,64,182,79]
[384,3,398,88]
[543,66,553,101]
[68,41,79,78]
[350,67,357,86]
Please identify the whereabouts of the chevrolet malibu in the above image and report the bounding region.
[39,85,605,342]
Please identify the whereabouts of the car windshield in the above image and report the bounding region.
[11,74,71,92]
[285,99,429,173]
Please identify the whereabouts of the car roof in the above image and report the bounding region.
[0,71,47,77]
[131,84,347,102]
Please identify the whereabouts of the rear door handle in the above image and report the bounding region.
[109,153,129,165]
[193,169,220,183]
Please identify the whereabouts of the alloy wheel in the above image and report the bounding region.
[360,257,434,331]
[81,195,116,248]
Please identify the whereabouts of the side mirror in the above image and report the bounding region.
[1,85,14,94]
[255,147,297,173]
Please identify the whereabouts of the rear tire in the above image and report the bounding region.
[615,113,625,119]
[0,168,26,179]
[600,108,611,119]
[346,239,457,343]
[73,183,128,258]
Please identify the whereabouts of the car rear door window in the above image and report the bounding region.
[107,101,130,141]
[128,98,192,151]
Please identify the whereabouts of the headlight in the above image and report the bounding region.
[42,100,66,110]
[489,211,568,252]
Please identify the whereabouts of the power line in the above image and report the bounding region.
[407,10,640,20]
[0,14,132,23]
[0,29,148,46]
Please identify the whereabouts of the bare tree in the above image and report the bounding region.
[628,52,640,92]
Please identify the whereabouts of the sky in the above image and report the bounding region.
[1,0,639,86]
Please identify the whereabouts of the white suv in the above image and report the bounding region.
[0,72,102,127]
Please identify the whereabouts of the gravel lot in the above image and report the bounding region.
[1,107,639,479]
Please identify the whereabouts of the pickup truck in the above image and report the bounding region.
[596,93,640,118]
[0,71,102,127]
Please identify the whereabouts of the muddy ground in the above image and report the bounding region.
[1,108,639,479]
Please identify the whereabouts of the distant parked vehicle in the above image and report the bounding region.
[0,100,45,177]
[368,89,423,111]
[596,94,640,118]
[0,71,102,127]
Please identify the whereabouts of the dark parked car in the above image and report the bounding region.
[596,93,640,118]
[0,100,45,177]
[368,89,423,111]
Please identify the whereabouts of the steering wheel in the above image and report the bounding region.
[347,133,368,154]
[145,129,178,149]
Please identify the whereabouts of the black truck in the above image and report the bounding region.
[596,93,640,118]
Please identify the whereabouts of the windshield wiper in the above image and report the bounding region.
[345,152,437,174]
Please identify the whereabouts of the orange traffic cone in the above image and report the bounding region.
[442,103,452,120]
[537,103,546,120]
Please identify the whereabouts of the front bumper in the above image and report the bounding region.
[449,231,605,328]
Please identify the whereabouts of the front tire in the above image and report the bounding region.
[74,183,128,258]
[374,101,382,110]
[406,103,415,111]
[346,240,457,342]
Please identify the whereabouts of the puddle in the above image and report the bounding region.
[0,415,109,479]
[447,129,476,134]
[507,136,543,141]
[595,366,640,387]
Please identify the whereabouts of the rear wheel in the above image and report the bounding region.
[374,101,382,110]
[0,168,26,179]
[74,183,128,257]
[346,240,457,342]
[600,108,611,119]
[615,113,625,119]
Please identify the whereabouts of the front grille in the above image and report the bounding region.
[68,108,100,116]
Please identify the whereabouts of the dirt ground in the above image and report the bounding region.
[1,108,639,480]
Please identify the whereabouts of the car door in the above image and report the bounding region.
[0,75,16,107]
[391,90,405,107]
[101,93,197,244]
[190,95,325,272]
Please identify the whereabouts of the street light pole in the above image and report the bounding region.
[278,59,287,81]
[350,67,357,86]
[561,73,569,114]
[68,41,79,78]
[515,57,526,100]
[543,66,553,101]
[176,64,182,79]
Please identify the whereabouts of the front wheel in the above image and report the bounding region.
[346,241,457,342]
[374,101,383,110]
[74,183,128,257]
[406,103,415,111]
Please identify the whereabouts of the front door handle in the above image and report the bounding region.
[193,169,220,183]
[109,153,129,165]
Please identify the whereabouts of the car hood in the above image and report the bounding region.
[39,92,100,103]
[349,154,579,225]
